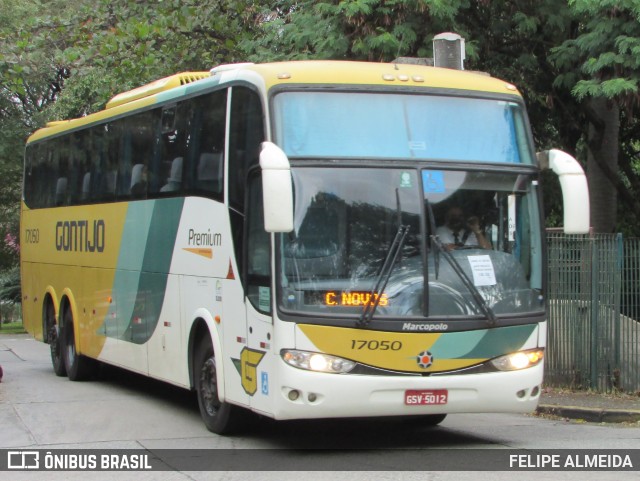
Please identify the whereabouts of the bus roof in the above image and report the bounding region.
[245,60,520,94]
[27,60,522,144]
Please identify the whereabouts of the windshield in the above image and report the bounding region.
[273,91,534,164]
[278,167,544,321]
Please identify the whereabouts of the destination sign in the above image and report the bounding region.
[304,291,389,307]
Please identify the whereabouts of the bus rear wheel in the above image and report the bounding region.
[195,339,239,435]
[62,308,95,381]
[45,301,66,377]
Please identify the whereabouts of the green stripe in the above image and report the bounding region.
[100,198,185,344]
[431,324,537,360]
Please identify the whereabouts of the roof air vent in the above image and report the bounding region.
[433,32,465,70]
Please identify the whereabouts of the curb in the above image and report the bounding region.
[537,404,640,423]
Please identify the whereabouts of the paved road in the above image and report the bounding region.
[1,334,638,481]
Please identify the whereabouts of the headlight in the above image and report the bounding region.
[490,348,544,371]
[281,349,356,374]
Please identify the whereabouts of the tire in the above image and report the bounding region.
[194,338,240,434]
[45,301,66,377]
[49,323,67,377]
[62,307,95,381]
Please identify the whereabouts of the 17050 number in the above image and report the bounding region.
[350,340,402,351]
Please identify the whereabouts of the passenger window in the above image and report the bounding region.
[189,90,226,198]
[229,87,264,212]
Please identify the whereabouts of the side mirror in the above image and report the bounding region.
[538,149,590,234]
[259,142,294,233]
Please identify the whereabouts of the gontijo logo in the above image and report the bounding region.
[55,219,105,252]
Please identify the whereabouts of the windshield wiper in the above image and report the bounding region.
[429,235,497,327]
[425,199,439,279]
[357,224,410,328]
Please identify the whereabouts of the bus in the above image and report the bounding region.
[20,60,589,434]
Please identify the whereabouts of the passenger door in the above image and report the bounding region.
[243,172,275,415]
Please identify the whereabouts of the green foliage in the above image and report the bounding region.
[0,321,26,334]
[548,0,640,233]
[0,265,21,305]
[1,0,640,269]
[242,0,465,62]
[36,0,259,119]
[551,1,640,101]
[0,0,261,290]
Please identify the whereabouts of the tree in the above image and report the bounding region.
[551,0,640,233]
[41,0,259,120]
[243,1,465,61]
[245,0,640,235]
[0,0,260,305]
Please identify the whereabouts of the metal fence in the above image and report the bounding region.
[545,232,640,393]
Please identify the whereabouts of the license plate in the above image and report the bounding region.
[404,389,448,405]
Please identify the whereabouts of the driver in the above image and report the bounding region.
[436,206,491,251]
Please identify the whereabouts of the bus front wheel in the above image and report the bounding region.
[194,339,239,435]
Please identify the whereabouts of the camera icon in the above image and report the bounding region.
[7,451,40,469]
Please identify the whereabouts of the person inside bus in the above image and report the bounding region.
[436,205,491,251]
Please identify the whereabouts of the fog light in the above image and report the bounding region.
[308,393,317,402]
[288,389,300,401]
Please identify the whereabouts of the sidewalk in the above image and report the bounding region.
[537,387,640,424]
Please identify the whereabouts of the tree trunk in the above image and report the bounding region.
[587,97,619,233]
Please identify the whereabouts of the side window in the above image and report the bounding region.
[229,87,265,278]
[157,101,195,196]
[126,110,158,200]
[47,140,61,207]
[24,143,48,208]
[70,132,89,204]
[229,87,265,212]
[98,125,118,202]
[158,105,183,195]
[245,173,271,314]
[53,137,70,206]
[188,90,226,198]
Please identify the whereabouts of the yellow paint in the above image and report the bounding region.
[298,324,485,373]
[240,348,266,395]
[106,72,210,109]
[20,202,129,357]
[248,61,522,96]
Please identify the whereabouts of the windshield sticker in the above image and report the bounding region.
[259,286,271,312]
[409,141,426,151]
[508,194,517,241]
[422,171,445,193]
[400,172,413,188]
[467,255,497,286]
